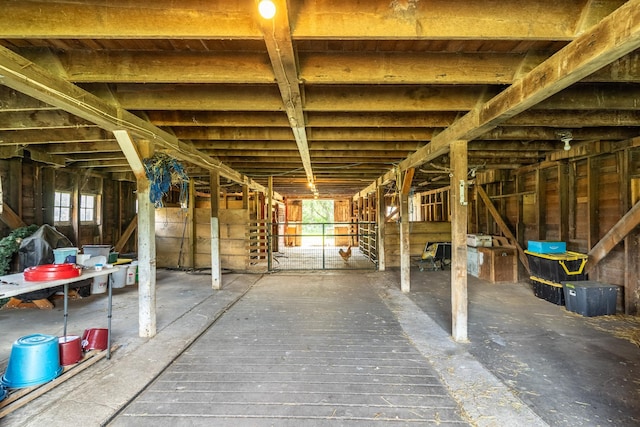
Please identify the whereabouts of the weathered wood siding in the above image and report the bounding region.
[155,207,249,271]
[384,221,451,267]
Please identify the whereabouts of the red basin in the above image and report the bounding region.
[23,263,81,281]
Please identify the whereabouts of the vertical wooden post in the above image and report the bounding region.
[622,152,639,315]
[189,179,196,269]
[399,191,410,292]
[41,167,55,226]
[400,168,415,293]
[377,182,386,271]
[267,176,273,271]
[137,140,156,338]
[242,184,249,210]
[210,171,222,290]
[97,176,104,244]
[72,172,80,245]
[587,157,600,280]
[451,140,469,342]
[559,162,570,243]
[536,169,547,240]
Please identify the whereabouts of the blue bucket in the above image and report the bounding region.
[53,247,78,264]
[1,334,63,389]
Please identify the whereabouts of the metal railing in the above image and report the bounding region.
[271,222,377,271]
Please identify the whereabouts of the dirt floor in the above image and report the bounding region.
[407,269,640,427]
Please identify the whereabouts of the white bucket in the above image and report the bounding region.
[110,267,127,289]
[126,264,137,286]
[91,276,108,294]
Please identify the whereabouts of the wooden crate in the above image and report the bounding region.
[478,247,517,283]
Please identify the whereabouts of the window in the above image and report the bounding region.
[54,192,97,224]
[80,194,96,223]
[54,191,72,223]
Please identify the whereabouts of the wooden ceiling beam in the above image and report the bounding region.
[0,127,111,144]
[210,150,415,158]
[401,0,640,170]
[43,141,121,154]
[193,141,423,151]
[107,82,640,112]
[29,49,640,85]
[145,111,290,127]
[0,45,273,195]
[0,109,96,130]
[2,0,620,41]
[112,83,283,111]
[144,109,640,129]
[293,0,591,40]
[0,0,262,39]
[360,0,640,195]
[28,49,276,84]
[258,0,314,187]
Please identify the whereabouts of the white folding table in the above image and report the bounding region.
[0,267,119,359]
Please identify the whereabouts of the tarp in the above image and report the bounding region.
[18,224,73,270]
[15,225,74,301]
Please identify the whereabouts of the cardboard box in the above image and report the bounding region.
[467,234,492,247]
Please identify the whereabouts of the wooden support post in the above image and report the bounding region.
[559,162,570,244]
[267,176,273,271]
[210,171,221,290]
[136,140,156,338]
[399,191,410,292]
[189,179,196,269]
[399,169,414,292]
[587,157,600,279]
[242,184,249,210]
[377,182,386,271]
[72,172,80,245]
[450,140,468,342]
[536,169,547,240]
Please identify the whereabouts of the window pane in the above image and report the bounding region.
[54,191,72,223]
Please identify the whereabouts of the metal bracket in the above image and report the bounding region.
[459,180,467,206]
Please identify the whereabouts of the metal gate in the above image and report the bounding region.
[271,222,377,271]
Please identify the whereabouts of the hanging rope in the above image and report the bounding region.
[143,154,189,208]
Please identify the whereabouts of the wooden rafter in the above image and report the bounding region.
[0,45,276,197]
[258,1,314,187]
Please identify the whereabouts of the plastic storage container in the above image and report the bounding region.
[82,245,111,258]
[531,277,565,305]
[525,250,588,283]
[563,281,619,316]
[527,240,566,254]
[53,247,78,264]
[467,234,492,247]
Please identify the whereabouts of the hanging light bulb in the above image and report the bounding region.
[563,139,571,151]
[258,0,276,19]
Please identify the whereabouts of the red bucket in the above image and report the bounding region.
[58,336,82,365]
[81,328,108,351]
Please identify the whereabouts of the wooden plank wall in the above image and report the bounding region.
[384,221,451,267]
[475,147,640,312]
[0,159,133,253]
[155,207,250,271]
